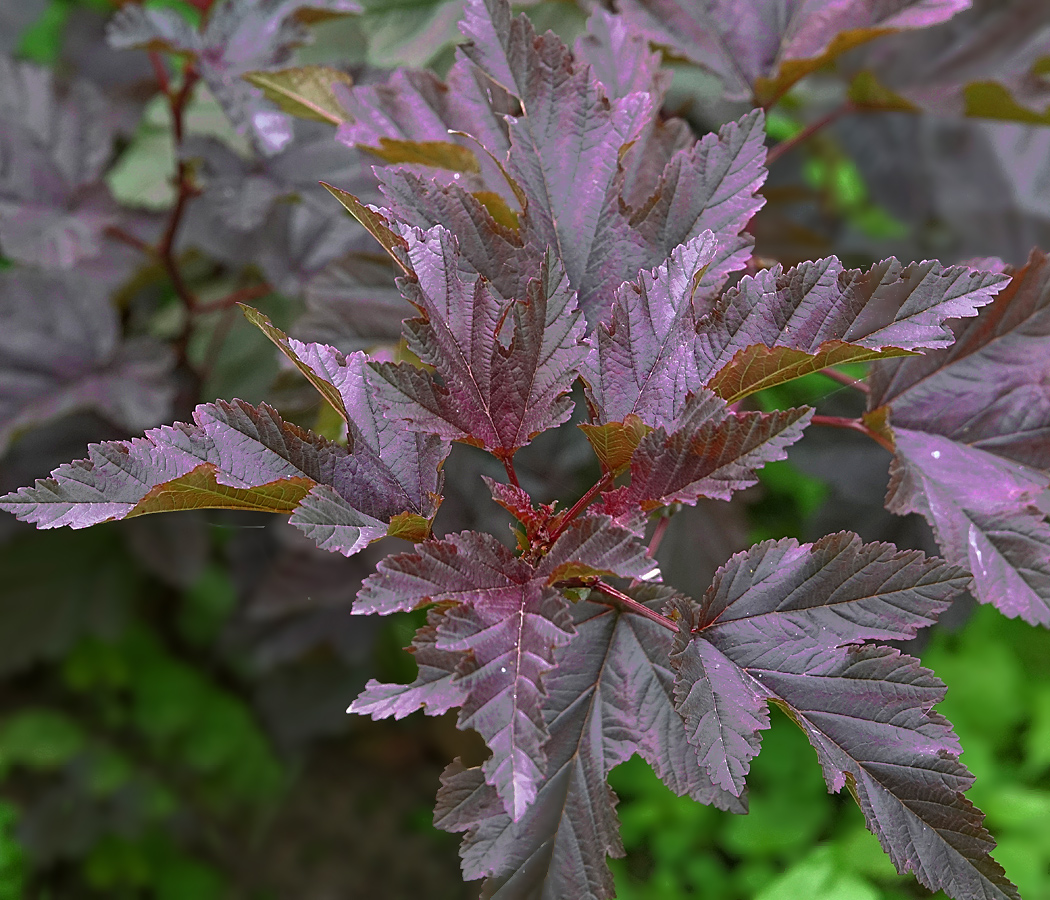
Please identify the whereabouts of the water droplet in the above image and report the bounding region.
[500,666,507,674]
[931,450,941,459]
[453,172,461,180]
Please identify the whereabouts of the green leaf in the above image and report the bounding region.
[361,137,482,173]
[242,65,353,125]
[707,341,912,404]
[321,183,412,273]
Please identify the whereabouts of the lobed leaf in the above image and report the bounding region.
[694,256,1010,383]
[669,536,1013,898]
[870,248,1050,624]
[371,225,589,455]
[0,395,441,558]
[353,518,653,821]
[596,391,812,525]
[434,588,739,900]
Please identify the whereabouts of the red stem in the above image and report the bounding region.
[104,225,155,258]
[501,455,521,489]
[766,101,855,167]
[822,367,869,393]
[547,472,613,544]
[811,414,894,453]
[148,50,171,96]
[592,581,678,633]
[647,516,670,558]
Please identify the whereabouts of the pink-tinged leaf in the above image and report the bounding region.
[694,257,1010,383]
[434,589,739,900]
[354,519,652,821]
[583,232,716,429]
[349,612,469,720]
[617,0,969,103]
[629,109,769,307]
[0,398,429,557]
[670,538,1010,899]
[574,8,671,102]
[372,225,588,454]
[597,392,812,525]
[0,269,174,455]
[870,249,1050,624]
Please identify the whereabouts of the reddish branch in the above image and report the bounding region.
[811,414,894,453]
[766,101,855,166]
[821,367,869,393]
[547,471,614,544]
[592,581,678,632]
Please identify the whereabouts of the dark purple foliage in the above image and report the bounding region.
[2,0,1048,897]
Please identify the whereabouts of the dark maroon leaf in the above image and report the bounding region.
[433,587,739,900]
[583,231,716,430]
[596,391,812,525]
[870,249,1050,624]
[669,536,1014,898]
[371,225,588,455]
[353,517,652,820]
[694,256,1010,382]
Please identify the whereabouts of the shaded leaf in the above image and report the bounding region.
[616,0,969,104]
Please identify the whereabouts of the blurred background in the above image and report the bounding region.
[1,0,1050,897]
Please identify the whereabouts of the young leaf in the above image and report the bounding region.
[596,391,812,525]
[433,588,740,900]
[869,248,1050,625]
[242,65,353,125]
[616,0,969,104]
[669,535,1015,899]
[583,231,716,430]
[353,518,653,821]
[371,225,589,455]
[695,257,1010,383]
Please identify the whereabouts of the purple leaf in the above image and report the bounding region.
[870,249,1050,623]
[596,391,812,525]
[848,0,1050,120]
[0,397,436,558]
[670,537,1013,898]
[434,588,739,899]
[0,268,174,455]
[0,56,123,268]
[574,8,671,102]
[616,0,970,104]
[349,610,469,720]
[372,225,588,455]
[354,518,652,821]
[583,231,716,430]
[331,0,766,323]
[694,256,1010,383]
